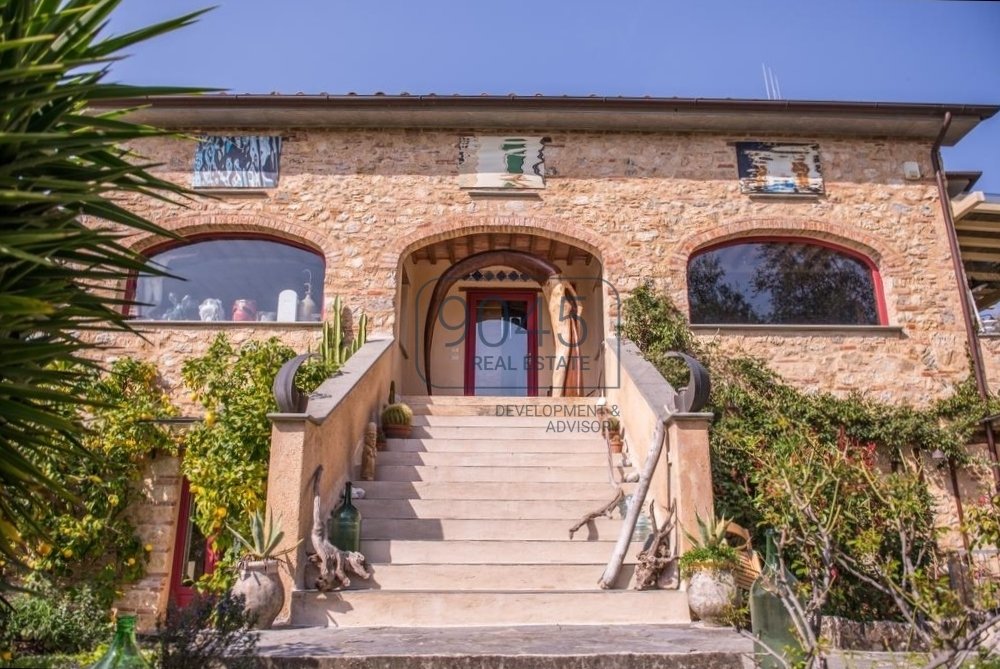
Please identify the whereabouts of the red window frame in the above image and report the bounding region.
[123,233,325,318]
[687,236,888,326]
[169,479,217,608]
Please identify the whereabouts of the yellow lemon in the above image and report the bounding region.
[203,411,217,427]
[127,557,136,566]
[144,543,153,552]
[214,507,227,519]
[62,548,73,559]
[38,543,52,557]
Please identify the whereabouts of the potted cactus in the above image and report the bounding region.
[381,381,413,439]
[228,510,298,629]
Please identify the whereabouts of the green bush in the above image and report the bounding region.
[0,581,111,656]
[620,281,994,621]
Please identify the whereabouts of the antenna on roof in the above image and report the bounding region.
[762,64,782,100]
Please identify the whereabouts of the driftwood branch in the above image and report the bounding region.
[308,466,371,591]
[569,486,624,539]
[633,500,676,590]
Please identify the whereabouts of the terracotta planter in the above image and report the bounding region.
[230,559,284,629]
[383,423,412,439]
[686,567,737,626]
[609,433,623,453]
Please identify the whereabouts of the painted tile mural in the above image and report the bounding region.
[736,142,823,195]
[193,135,281,188]
[458,136,545,189]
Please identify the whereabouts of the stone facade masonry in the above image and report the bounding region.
[113,128,968,406]
[101,125,982,625]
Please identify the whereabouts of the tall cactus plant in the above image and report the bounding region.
[319,297,368,369]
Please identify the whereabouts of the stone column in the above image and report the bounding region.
[666,412,715,554]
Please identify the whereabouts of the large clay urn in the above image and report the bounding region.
[686,566,737,625]
[230,559,284,629]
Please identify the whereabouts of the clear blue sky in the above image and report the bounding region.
[109,0,1000,192]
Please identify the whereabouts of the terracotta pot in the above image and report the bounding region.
[383,423,412,439]
[232,299,257,322]
[609,433,623,453]
[230,559,284,629]
[686,567,737,626]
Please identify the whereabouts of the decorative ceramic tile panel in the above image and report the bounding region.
[458,136,545,189]
[193,135,281,188]
[736,142,823,195]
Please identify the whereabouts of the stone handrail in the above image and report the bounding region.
[601,337,714,588]
[264,337,395,623]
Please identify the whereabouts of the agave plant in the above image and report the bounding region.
[228,510,298,563]
[0,0,211,593]
[680,511,739,573]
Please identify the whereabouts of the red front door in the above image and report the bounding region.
[169,479,215,606]
[464,290,539,396]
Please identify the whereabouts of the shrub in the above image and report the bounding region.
[155,592,258,669]
[0,580,111,656]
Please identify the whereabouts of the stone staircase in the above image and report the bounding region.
[291,395,690,627]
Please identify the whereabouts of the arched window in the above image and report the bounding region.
[132,236,325,322]
[687,238,885,326]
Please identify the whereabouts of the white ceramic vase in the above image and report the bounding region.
[687,567,737,625]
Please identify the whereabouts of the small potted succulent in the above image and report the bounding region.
[228,510,298,629]
[679,512,739,626]
[605,415,623,453]
[380,381,413,439]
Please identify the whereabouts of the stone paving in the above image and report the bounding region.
[246,624,928,669]
[251,624,753,668]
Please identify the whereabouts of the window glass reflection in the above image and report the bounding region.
[134,238,324,322]
[687,241,879,325]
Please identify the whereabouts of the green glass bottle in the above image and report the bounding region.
[328,481,362,552]
[89,615,151,669]
[749,530,802,669]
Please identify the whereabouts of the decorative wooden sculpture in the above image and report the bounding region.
[361,422,377,481]
[307,467,371,591]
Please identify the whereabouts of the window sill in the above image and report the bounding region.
[128,320,323,329]
[690,324,904,336]
[465,189,542,199]
[192,188,272,198]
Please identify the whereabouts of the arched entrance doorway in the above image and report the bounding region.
[396,230,606,397]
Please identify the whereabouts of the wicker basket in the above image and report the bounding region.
[726,522,762,591]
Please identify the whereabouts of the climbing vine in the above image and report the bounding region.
[621,282,998,619]
[8,358,180,607]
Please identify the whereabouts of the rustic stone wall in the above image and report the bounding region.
[114,128,965,405]
[105,126,981,623]
[114,454,181,630]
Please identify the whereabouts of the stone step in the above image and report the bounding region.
[361,480,626,501]
[385,438,606,453]
[363,518,623,541]
[376,450,609,468]
[355,498,625,520]
[360,539,639,564]
[255,625,750,669]
[411,415,606,427]
[290,590,691,627]
[374,464,615,483]
[403,395,600,406]
[406,425,607,439]
[340,563,636,591]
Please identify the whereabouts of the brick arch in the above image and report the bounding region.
[387,215,624,275]
[670,218,906,279]
[126,213,328,257]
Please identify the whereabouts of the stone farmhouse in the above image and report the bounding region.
[95,95,1000,628]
